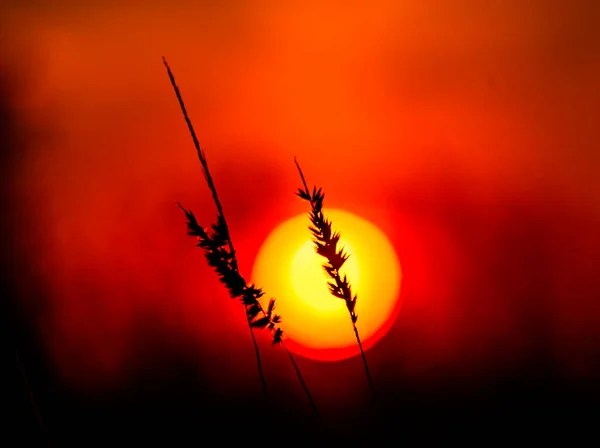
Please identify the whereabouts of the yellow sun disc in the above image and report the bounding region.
[251,209,402,361]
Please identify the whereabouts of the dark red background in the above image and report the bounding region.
[3,1,599,444]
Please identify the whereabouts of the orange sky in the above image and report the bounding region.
[3,1,600,399]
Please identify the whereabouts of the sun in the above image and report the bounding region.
[251,209,402,362]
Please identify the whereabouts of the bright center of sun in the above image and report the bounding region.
[252,209,402,362]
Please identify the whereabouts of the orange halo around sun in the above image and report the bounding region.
[251,209,402,362]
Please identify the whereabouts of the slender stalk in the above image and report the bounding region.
[16,349,52,447]
[163,57,266,397]
[352,322,375,397]
[281,341,318,417]
[164,58,317,414]
[247,317,268,397]
[294,157,376,398]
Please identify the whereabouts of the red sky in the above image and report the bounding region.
[3,0,600,404]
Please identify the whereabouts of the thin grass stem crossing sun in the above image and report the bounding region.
[252,209,402,362]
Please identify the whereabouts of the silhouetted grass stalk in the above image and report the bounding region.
[16,348,52,447]
[163,58,317,415]
[294,158,376,398]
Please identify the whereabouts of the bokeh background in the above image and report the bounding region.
[3,0,599,444]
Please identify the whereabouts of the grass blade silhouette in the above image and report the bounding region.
[16,348,52,447]
[163,58,317,415]
[161,57,267,397]
[294,158,376,398]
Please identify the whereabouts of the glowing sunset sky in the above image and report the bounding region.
[3,2,600,434]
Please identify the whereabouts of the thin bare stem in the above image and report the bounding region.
[16,349,52,447]
[248,318,268,397]
[281,341,319,417]
[352,323,376,398]
[294,157,376,398]
[163,57,266,397]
